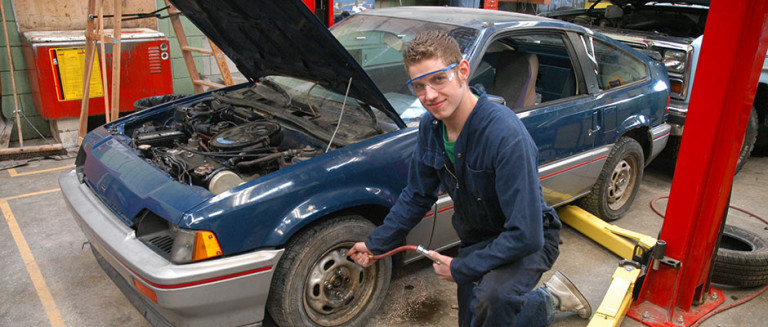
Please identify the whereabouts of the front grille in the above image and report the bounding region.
[134,210,175,260]
[147,235,174,254]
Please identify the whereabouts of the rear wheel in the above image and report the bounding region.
[267,215,391,326]
[579,137,644,221]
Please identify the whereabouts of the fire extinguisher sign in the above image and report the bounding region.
[49,47,104,101]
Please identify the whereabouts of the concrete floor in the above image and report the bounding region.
[1,152,767,326]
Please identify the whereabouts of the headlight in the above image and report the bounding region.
[170,227,223,264]
[663,50,687,73]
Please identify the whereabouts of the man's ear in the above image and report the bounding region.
[458,59,471,82]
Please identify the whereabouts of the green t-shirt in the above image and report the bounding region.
[443,124,455,165]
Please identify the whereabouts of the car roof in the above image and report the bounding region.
[357,6,592,37]
[357,6,558,29]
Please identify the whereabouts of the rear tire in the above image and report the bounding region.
[267,215,391,326]
[579,137,643,221]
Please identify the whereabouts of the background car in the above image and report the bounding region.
[59,1,670,326]
[545,0,767,173]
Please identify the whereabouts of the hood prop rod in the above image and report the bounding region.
[326,76,353,153]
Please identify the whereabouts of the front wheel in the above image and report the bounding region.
[267,215,391,326]
[579,137,644,221]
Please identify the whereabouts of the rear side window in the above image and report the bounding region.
[469,32,585,112]
[582,36,648,90]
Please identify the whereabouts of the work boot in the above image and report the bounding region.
[544,270,592,319]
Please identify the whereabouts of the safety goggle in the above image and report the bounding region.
[405,62,458,95]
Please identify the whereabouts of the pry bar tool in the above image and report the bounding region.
[362,244,442,265]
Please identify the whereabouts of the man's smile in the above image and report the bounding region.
[426,99,446,111]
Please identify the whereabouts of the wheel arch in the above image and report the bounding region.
[262,187,394,247]
[615,115,652,165]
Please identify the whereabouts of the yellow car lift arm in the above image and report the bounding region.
[557,205,661,327]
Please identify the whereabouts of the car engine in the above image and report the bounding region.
[130,95,324,194]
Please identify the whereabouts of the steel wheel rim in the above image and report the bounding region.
[304,242,376,326]
[607,155,638,211]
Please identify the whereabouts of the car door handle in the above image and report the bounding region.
[588,125,601,136]
[589,109,603,136]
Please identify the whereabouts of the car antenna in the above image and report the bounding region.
[326,76,353,153]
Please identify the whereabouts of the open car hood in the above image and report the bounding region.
[169,0,404,127]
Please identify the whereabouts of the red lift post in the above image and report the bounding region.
[627,0,768,325]
[302,0,334,27]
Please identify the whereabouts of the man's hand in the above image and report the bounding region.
[430,251,454,282]
[347,242,375,267]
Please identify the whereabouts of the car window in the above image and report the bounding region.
[580,36,649,90]
[469,32,584,113]
[332,14,480,126]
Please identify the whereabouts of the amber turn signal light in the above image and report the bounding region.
[193,231,223,262]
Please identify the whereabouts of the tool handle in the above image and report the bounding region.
[364,244,442,265]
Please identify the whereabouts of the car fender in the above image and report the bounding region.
[614,114,650,141]
[179,129,416,254]
[260,185,398,246]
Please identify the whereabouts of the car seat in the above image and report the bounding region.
[491,51,539,110]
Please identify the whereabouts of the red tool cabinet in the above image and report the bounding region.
[21,28,173,120]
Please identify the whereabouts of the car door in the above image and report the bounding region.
[574,33,655,149]
[425,29,600,251]
[470,30,601,206]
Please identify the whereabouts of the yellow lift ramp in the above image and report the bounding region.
[557,205,662,327]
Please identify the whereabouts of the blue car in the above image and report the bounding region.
[59,1,670,326]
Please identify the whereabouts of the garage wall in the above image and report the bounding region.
[0,0,198,143]
[14,0,156,32]
[0,0,165,143]
[155,0,204,95]
[0,0,50,142]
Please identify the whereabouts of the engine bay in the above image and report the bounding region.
[129,88,336,194]
[553,4,707,38]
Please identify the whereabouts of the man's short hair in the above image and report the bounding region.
[404,30,462,69]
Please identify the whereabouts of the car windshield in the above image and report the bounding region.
[252,75,401,139]
[331,14,480,126]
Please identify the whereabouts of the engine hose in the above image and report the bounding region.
[369,244,441,265]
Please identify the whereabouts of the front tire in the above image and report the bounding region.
[267,215,391,326]
[579,137,644,221]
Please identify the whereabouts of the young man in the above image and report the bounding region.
[347,30,591,326]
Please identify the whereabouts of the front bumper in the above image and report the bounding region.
[59,169,284,327]
[650,122,672,163]
[667,99,688,136]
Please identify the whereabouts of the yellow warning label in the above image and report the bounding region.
[51,47,104,101]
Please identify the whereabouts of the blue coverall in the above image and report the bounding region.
[365,91,563,326]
